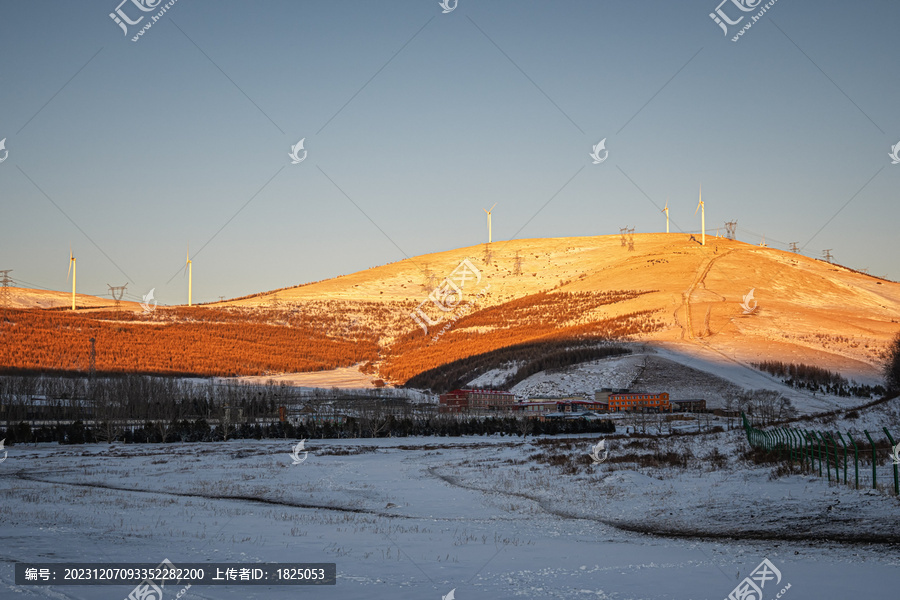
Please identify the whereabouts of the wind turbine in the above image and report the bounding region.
[185,246,192,307]
[67,249,76,310]
[694,186,705,246]
[662,198,670,234]
[484,203,496,244]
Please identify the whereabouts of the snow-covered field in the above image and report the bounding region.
[2,434,899,600]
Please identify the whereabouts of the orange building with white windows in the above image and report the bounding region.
[607,392,670,412]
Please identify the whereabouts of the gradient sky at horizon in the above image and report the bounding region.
[1,0,897,304]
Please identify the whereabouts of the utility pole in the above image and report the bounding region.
[0,270,12,322]
[789,242,799,253]
[514,250,523,275]
[823,249,833,263]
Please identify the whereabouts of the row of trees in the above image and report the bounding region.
[404,339,630,392]
[2,415,616,445]
[753,360,884,398]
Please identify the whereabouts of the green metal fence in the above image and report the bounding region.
[741,413,900,495]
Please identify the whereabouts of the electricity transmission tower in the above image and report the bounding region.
[789,242,799,253]
[107,284,128,312]
[627,228,635,251]
[514,251,523,275]
[724,221,737,240]
[0,270,12,322]
[822,249,833,263]
[483,243,493,265]
[620,227,628,247]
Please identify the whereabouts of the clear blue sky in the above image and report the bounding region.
[1,0,897,304]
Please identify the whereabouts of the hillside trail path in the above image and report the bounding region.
[679,248,736,341]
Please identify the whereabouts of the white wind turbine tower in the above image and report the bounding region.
[185,246,193,307]
[694,186,705,246]
[662,198,670,234]
[67,249,76,311]
[484,203,496,244]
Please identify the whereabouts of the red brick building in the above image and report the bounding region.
[608,392,670,412]
[438,389,516,413]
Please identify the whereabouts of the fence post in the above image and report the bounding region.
[827,432,840,483]
[818,432,831,482]
[781,428,790,460]
[864,430,877,490]
[802,429,811,472]
[786,429,796,464]
[806,429,814,472]
[785,427,797,467]
[847,433,860,490]
[812,430,819,474]
[836,432,848,485]
[883,428,899,496]
[742,413,752,446]
[813,431,822,477]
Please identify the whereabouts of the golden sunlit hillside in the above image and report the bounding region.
[5,234,899,385]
